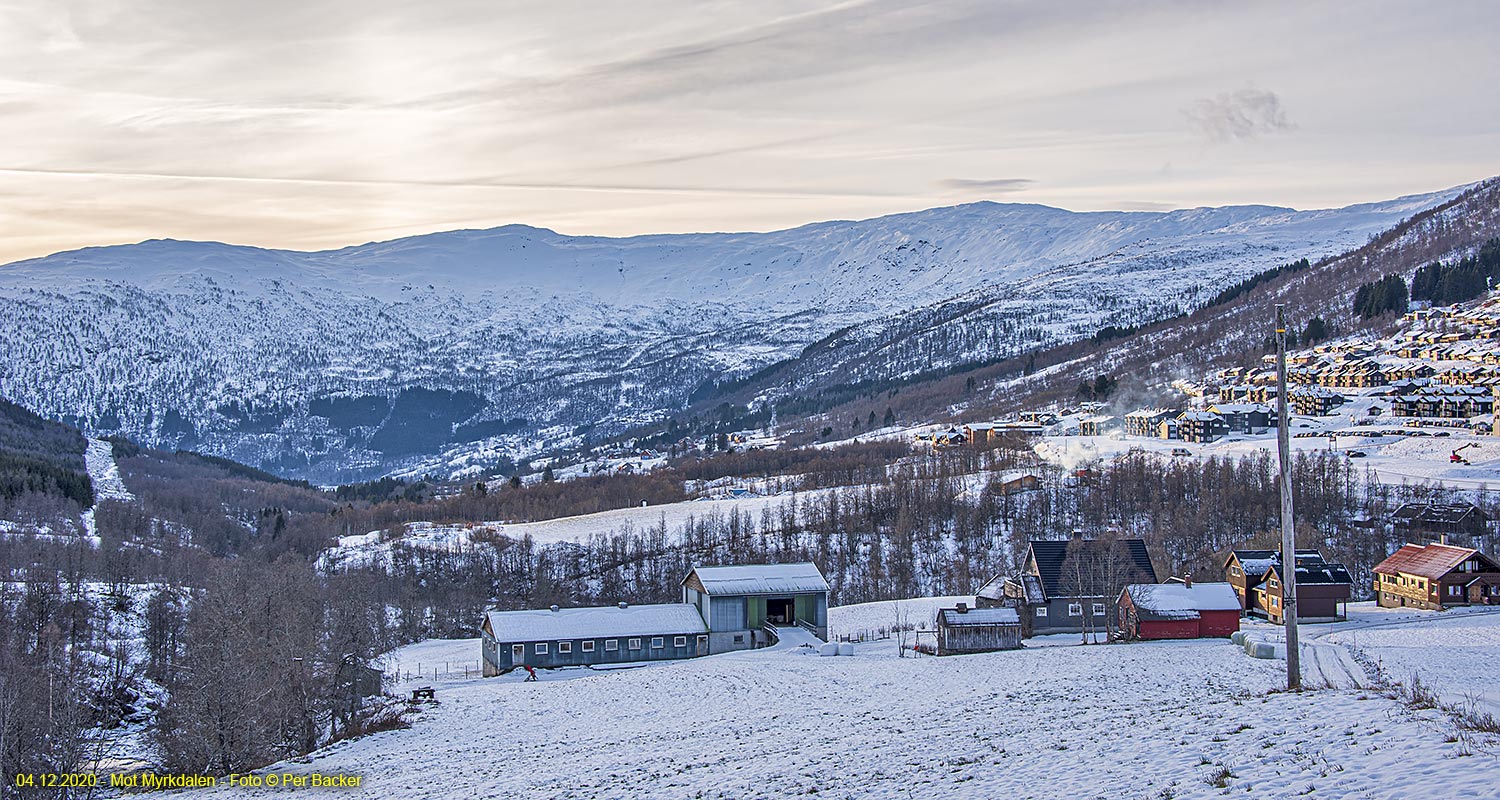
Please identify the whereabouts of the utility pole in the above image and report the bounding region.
[1275,304,1301,691]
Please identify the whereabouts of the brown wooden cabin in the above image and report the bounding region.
[1224,549,1351,622]
[1372,543,1500,610]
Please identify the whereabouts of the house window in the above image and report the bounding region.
[605,639,619,651]
[1268,579,1279,590]
[581,641,595,652]
[1449,585,1462,597]
[1035,607,1047,618]
[558,641,572,654]
[628,638,641,650]
[651,637,664,649]
[535,643,548,655]
[1092,603,1106,616]
[1068,603,1083,617]
[1230,567,1242,577]
[673,636,687,647]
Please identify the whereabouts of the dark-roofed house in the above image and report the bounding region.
[934,603,1022,654]
[481,603,709,676]
[1372,543,1500,610]
[1391,502,1491,547]
[683,562,830,652]
[1118,580,1241,640]
[1014,537,1158,636]
[1224,549,1353,622]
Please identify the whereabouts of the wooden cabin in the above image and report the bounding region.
[1117,580,1241,640]
[1373,543,1500,610]
[934,604,1022,654]
[1223,549,1351,622]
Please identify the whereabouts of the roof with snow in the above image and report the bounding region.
[1122,582,1241,621]
[975,574,1044,605]
[937,607,1020,627]
[483,603,707,643]
[1373,543,1493,580]
[686,562,830,596]
[1227,549,1333,578]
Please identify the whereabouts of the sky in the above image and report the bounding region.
[1,0,1497,264]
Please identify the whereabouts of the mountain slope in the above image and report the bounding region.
[0,185,1470,481]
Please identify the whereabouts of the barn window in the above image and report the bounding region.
[1449,585,1462,597]
[733,634,745,643]
[605,639,619,651]
[628,638,641,650]
[1068,603,1082,616]
[535,643,548,655]
[1092,603,1105,616]
[581,641,595,652]
[651,637,664,649]
[1035,608,1047,618]
[673,636,687,647]
[558,642,571,654]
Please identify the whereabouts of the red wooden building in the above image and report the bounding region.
[1118,580,1242,640]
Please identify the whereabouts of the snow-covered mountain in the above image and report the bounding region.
[0,186,1468,481]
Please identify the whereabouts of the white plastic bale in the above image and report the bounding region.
[837,642,854,656]
[819,642,839,657]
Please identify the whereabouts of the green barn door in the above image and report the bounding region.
[748,597,766,628]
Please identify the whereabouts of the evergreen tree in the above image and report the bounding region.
[883,407,896,427]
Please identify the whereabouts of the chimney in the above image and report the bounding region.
[956,602,968,613]
[1440,534,1449,546]
[618,601,628,609]
[550,604,559,612]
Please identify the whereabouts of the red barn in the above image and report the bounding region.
[1118,581,1242,640]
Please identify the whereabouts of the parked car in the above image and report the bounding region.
[1170,447,1192,457]
[1434,431,1452,437]
[1344,450,1367,458]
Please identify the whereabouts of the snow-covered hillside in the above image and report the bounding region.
[178,607,1499,800]
[0,187,1465,481]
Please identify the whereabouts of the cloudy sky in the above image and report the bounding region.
[1,0,1496,263]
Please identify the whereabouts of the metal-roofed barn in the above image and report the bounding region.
[480,603,709,676]
[683,562,830,652]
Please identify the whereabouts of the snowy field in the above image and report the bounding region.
[173,609,1500,800]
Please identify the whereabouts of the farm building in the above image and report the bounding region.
[933,604,1021,654]
[1117,581,1241,640]
[1372,543,1500,610]
[480,562,830,675]
[682,562,830,653]
[480,603,709,676]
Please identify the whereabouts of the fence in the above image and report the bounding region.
[385,659,486,684]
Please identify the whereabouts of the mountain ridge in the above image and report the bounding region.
[0,181,1480,482]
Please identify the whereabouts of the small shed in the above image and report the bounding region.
[934,603,1022,655]
[1118,581,1241,640]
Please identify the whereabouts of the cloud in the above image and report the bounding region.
[937,178,1035,194]
[1183,89,1294,142]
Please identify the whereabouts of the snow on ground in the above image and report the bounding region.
[827,595,971,638]
[1319,605,1500,713]
[177,599,1500,800]
[173,631,1499,800]
[494,492,831,545]
[86,438,134,502]
[1036,412,1500,488]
